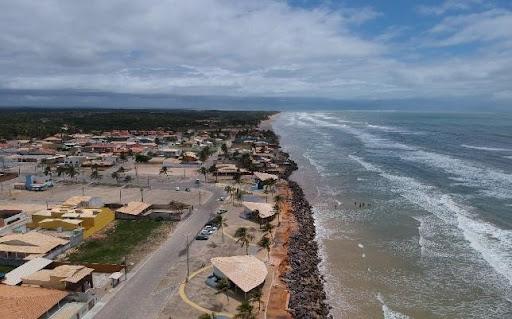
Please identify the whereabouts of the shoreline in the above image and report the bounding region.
[264,113,331,318]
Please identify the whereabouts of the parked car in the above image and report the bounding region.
[185,187,191,192]
[195,234,208,240]
[217,209,228,214]
[175,186,180,191]
[218,197,224,201]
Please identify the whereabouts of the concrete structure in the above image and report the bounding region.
[24,175,54,191]
[0,232,70,265]
[115,202,151,219]
[211,255,267,293]
[22,265,94,292]
[0,285,68,319]
[253,172,278,189]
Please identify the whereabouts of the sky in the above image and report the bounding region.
[0,0,511,110]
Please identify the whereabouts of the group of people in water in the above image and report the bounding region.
[333,201,371,209]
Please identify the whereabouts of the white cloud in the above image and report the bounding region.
[417,0,483,16]
[0,0,510,104]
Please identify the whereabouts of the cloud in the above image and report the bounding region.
[417,0,483,16]
[0,0,510,105]
[427,9,512,46]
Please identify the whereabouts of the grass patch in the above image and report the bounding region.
[0,265,15,273]
[67,220,169,264]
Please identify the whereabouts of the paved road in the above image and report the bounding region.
[93,183,224,319]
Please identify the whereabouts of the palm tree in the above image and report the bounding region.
[65,165,77,180]
[90,168,101,180]
[250,289,263,312]
[261,222,275,239]
[56,165,66,177]
[224,185,234,204]
[111,171,120,184]
[213,215,228,242]
[198,313,215,319]
[159,166,168,175]
[273,195,285,226]
[234,188,244,206]
[44,165,52,177]
[258,235,271,261]
[208,164,218,183]
[234,300,255,319]
[198,166,208,182]
[215,277,230,302]
[234,227,254,255]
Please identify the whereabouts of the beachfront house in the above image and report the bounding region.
[211,255,267,296]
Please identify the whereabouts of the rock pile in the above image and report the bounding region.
[283,180,331,319]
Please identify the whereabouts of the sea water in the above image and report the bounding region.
[273,111,512,319]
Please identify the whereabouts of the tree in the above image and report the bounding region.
[198,313,215,319]
[199,146,210,163]
[159,166,168,175]
[250,289,263,312]
[261,222,275,239]
[198,166,208,182]
[273,195,285,226]
[212,215,228,242]
[234,227,254,255]
[56,166,66,177]
[90,168,102,180]
[215,277,230,302]
[258,235,272,261]
[135,154,151,163]
[234,188,243,206]
[224,185,234,205]
[221,143,228,156]
[44,166,52,176]
[111,171,120,184]
[65,165,77,180]
[234,300,255,319]
[208,164,218,182]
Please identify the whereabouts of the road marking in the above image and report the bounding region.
[178,265,233,318]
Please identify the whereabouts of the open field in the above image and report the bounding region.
[66,220,172,264]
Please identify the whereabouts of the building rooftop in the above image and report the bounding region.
[116,202,151,216]
[0,285,68,319]
[0,232,69,256]
[253,172,278,182]
[211,255,267,293]
[243,201,276,219]
[2,257,53,286]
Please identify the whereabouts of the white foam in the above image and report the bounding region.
[401,150,512,200]
[377,293,413,319]
[461,144,512,152]
[352,155,512,287]
[358,243,364,249]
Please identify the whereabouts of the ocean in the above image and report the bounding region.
[272,111,512,319]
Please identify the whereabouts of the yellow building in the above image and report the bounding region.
[29,196,114,238]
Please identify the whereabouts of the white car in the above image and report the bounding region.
[175,186,180,191]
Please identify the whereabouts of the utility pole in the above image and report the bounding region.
[186,234,190,282]
[140,188,144,202]
[81,185,85,196]
[119,188,122,202]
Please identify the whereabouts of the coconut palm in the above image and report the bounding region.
[111,171,120,184]
[159,166,168,175]
[224,185,234,204]
[90,168,102,180]
[234,188,244,206]
[273,195,285,226]
[261,222,275,239]
[198,166,208,182]
[215,277,230,302]
[234,227,254,255]
[65,165,78,180]
[208,164,218,182]
[250,289,263,312]
[212,215,228,242]
[258,235,271,261]
[234,300,255,319]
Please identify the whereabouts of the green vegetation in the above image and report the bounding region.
[67,220,169,264]
[0,108,275,139]
[0,265,15,273]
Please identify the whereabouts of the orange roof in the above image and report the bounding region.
[0,285,67,319]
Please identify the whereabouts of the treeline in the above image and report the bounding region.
[0,108,276,139]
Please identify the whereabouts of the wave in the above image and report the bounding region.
[302,113,512,200]
[377,293,413,319]
[461,144,512,152]
[401,150,512,200]
[351,155,512,287]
